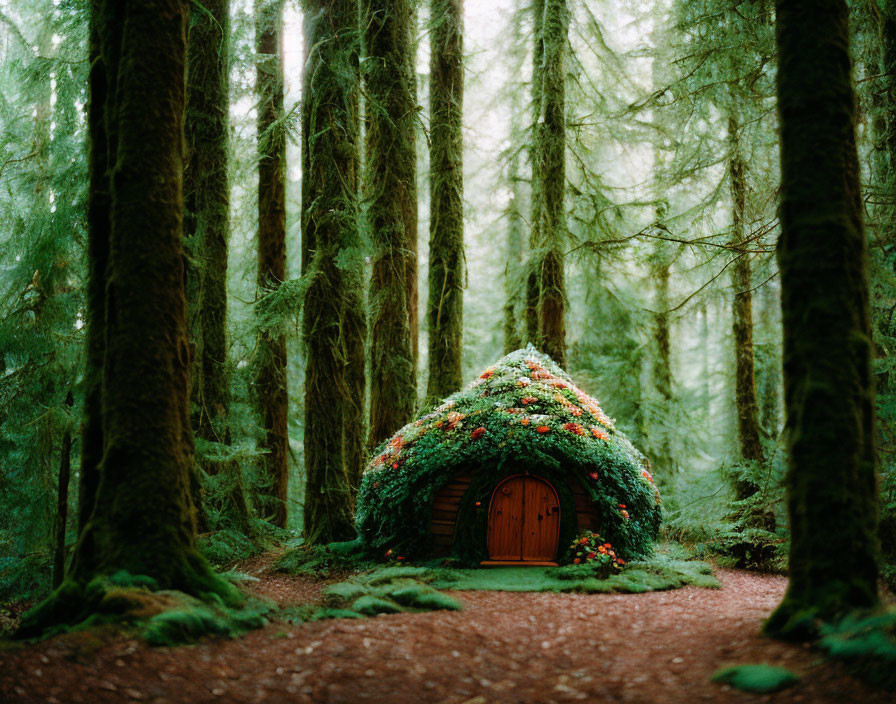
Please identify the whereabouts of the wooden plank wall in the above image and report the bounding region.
[568,478,600,533]
[429,473,473,555]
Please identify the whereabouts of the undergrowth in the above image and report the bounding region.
[8,570,272,647]
[818,610,896,690]
[274,539,377,576]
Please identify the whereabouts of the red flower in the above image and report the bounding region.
[521,396,538,405]
[621,510,629,520]
[536,425,550,434]
[392,462,399,469]
[573,558,581,564]
[564,422,585,436]
[396,556,405,561]
[471,427,487,440]
[617,559,626,566]
[587,552,596,560]
[520,417,531,426]
[480,369,494,379]
[598,545,607,554]
[618,503,626,509]
[589,471,599,481]
[475,501,481,507]
[591,427,608,440]
[579,537,589,545]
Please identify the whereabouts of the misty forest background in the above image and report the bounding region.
[0,0,894,612]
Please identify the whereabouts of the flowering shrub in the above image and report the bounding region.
[568,532,626,577]
[356,346,662,562]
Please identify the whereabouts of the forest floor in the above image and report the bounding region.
[0,556,891,704]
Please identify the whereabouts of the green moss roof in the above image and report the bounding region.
[356,347,662,562]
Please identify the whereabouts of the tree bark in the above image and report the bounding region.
[62,0,235,600]
[728,115,765,474]
[77,1,109,534]
[426,0,464,403]
[364,0,419,447]
[536,0,568,366]
[525,0,544,348]
[504,152,524,354]
[255,0,290,528]
[302,0,365,544]
[767,0,879,637]
[184,0,250,534]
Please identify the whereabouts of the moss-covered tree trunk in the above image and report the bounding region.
[255,0,289,527]
[536,0,568,366]
[426,0,464,403]
[301,0,365,544]
[25,1,240,621]
[525,0,544,348]
[766,0,880,637]
[364,0,419,447]
[728,115,765,475]
[184,0,250,533]
[504,151,524,354]
[650,240,674,479]
[77,1,109,534]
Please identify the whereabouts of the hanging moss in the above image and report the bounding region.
[302,0,365,544]
[425,0,465,405]
[255,0,290,528]
[363,0,419,447]
[766,0,880,638]
[356,347,662,562]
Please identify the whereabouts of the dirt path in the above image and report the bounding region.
[0,567,888,703]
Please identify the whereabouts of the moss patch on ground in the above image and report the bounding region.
[711,664,799,693]
[14,570,272,647]
[429,556,719,594]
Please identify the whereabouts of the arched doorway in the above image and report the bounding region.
[486,475,561,562]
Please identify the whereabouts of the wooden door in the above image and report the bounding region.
[487,476,526,560]
[522,477,561,561]
[487,475,560,562]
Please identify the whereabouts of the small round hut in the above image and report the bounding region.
[356,347,662,565]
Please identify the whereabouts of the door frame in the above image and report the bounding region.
[486,473,561,562]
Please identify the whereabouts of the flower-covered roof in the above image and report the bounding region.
[355,347,662,561]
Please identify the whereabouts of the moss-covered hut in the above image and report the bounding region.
[356,348,662,565]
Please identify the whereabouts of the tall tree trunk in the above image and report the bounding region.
[536,0,568,366]
[364,0,418,447]
[37,0,237,609]
[255,0,290,528]
[767,0,879,637]
[52,392,74,589]
[302,0,364,544]
[756,280,781,439]
[426,0,464,402]
[728,115,765,475]
[77,0,109,534]
[184,0,250,534]
[525,0,544,347]
[504,152,524,354]
[651,240,674,479]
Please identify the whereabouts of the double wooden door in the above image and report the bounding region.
[487,475,561,562]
